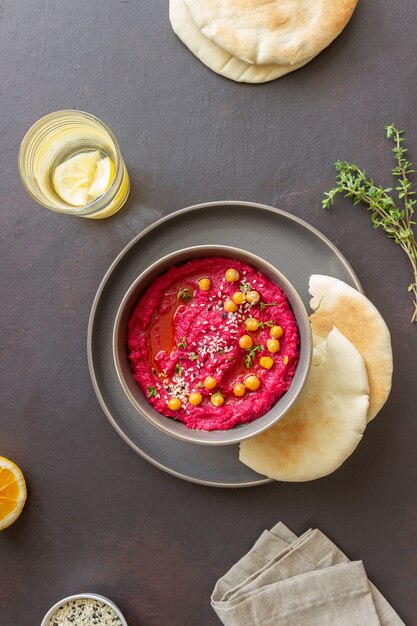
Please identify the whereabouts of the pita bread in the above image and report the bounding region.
[184,0,358,66]
[239,327,369,482]
[309,275,393,421]
[169,0,313,83]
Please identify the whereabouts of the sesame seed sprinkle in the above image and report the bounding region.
[48,598,122,626]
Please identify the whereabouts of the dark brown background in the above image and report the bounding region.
[1,1,417,624]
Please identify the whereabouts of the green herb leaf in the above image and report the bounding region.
[323,125,417,323]
[244,344,263,369]
[259,302,277,311]
[189,353,199,361]
[147,386,158,398]
[258,319,274,329]
[177,337,187,349]
[177,288,194,304]
[283,355,289,365]
[239,282,251,294]
[174,363,183,376]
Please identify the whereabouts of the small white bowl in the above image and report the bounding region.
[40,593,128,626]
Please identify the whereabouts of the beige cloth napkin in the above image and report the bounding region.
[211,522,405,626]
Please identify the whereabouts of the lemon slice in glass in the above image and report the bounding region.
[53,150,101,207]
[88,156,115,201]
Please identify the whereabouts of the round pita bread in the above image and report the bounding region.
[184,0,358,66]
[169,0,313,83]
[309,275,393,421]
[239,327,369,482]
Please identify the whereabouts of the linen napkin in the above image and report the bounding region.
[211,522,404,626]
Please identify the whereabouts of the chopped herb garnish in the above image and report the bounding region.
[239,282,251,294]
[177,287,193,304]
[196,381,204,388]
[147,386,157,398]
[244,344,263,368]
[217,348,225,354]
[189,353,199,361]
[283,355,289,365]
[258,319,274,329]
[259,301,277,311]
[174,363,183,376]
[177,337,187,349]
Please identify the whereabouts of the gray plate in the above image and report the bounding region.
[87,201,362,488]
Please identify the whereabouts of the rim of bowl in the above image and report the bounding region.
[113,245,312,446]
[40,593,128,626]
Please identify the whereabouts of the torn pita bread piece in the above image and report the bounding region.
[239,327,369,482]
[169,0,312,83]
[184,0,358,66]
[309,275,393,421]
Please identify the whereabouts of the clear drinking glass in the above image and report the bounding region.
[18,110,130,219]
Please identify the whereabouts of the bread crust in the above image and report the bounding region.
[184,0,358,66]
[170,0,314,83]
[309,275,393,421]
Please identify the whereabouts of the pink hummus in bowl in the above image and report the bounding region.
[113,246,312,446]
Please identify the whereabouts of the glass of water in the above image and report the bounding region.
[18,110,130,219]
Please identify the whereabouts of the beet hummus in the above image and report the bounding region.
[127,257,300,431]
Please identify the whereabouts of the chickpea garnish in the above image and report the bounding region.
[232,291,245,305]
[244,375,261,391]
[245,317,260,332]
[259,356,274,370]
[167,397,181,411]
[189,392,203,406]
[225,268,240,283]
[233,383,246,397]
[198,277,211,291]
[239,334,253,350]
[224,299,239,313]
[267,338,280,353]
[204,376,217,390]
[270,325,283,339]
[246,290,260,305]
[211,392,225,407]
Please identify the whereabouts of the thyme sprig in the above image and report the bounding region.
[177,287,193,304]
[258,319,274,329]
[239,282,251,294]
[323,124,417,323]
[244,344,262,369]
[147,386,158,398]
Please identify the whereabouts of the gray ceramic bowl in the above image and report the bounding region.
[113,245,312,446]
[40,593,128,626]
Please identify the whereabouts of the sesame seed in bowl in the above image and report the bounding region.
[41,593,128,626]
